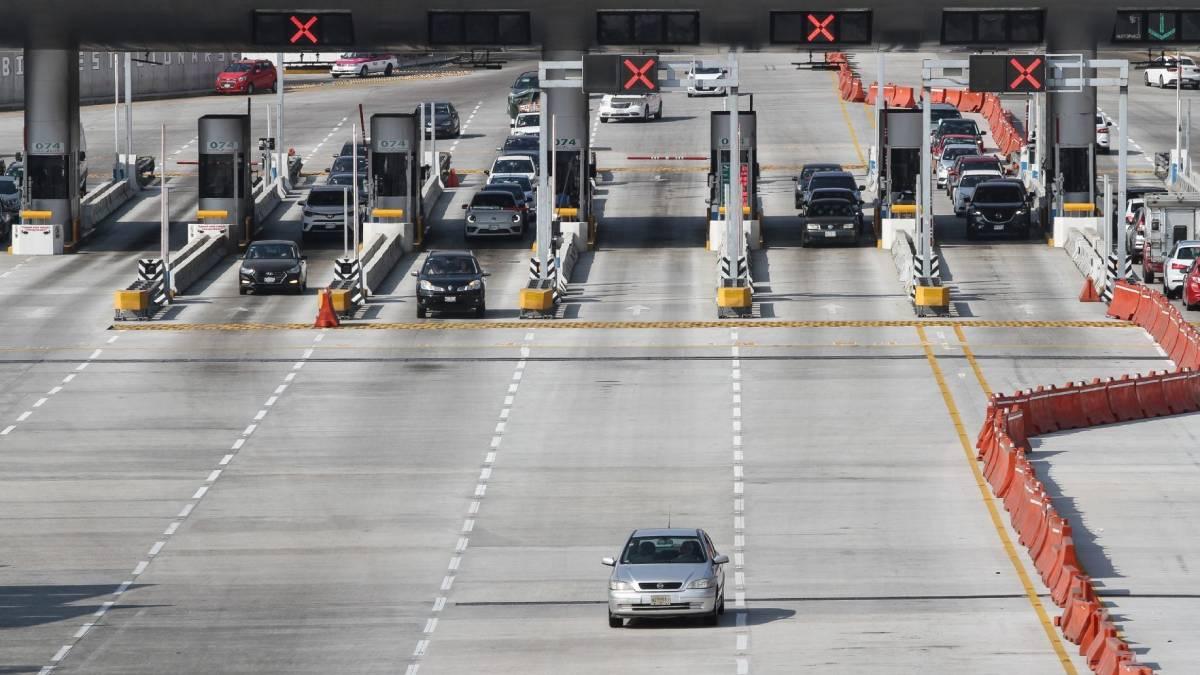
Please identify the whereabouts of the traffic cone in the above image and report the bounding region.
[1079,277,1101,303]
[314,289,341,327]
[447,169,459,188]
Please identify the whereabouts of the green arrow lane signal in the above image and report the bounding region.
[1148,12,1177,40]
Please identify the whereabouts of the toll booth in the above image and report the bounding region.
[23,56,83,250]
[877,109,922,215]
[544,89,590,222]
[708,111,759,222]
[1050,91,1096,206]
[369,113,419,224]
[198,114,252,246]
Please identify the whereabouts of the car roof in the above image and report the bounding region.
[803,163,842,170]
[250,239,297,246]
[428,250,476,258]
[631,528,702,538]
[311,183,350,191]
[959,155,1000,161]
[811,187,856,194]
[495,155,534,162]
[976,178,1024,187]
[810,170,854,178]
[1175,240,1200,247]
[960,169,1003,175]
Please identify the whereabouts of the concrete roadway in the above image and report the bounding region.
[0,50,1195,675]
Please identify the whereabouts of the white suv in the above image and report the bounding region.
[1164,240,1200,298]
[599,94,662,123]
[1145,56,1200,89]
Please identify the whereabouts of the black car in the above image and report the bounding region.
[336,140,370,159]
[479,183,532,215]
[929,103,962,124]
[794,162,843,208]
[803,198,863,247]
[413,250,489,318]
[964,179,1032,240]
[238,240,308,295]
[415,102,461,139]
[801,171,864,209]
[330,155,367,175]
[498,135,540,168]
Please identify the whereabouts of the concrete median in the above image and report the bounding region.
[81,179,137,238]
[170,232,228,295]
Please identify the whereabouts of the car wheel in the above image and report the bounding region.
[1159,76,1166,88]
[417,305,427,319]
[1144,266,1155,284]
[600,117,608,123]
[475,302,486,319]
[270,80,278,93]
[1144,74,1151,87]
[608,613,623,628]
[965,221,978,241]
[247,83,255,95]
[385,64,394,76]
[332,74,341,79]
[703,604,719,626]
[239,288,247,295]
[718,593,726,615]
[359,66,369,78]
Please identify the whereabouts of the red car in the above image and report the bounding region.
[215,59,277,95]
[1184,259,1200,310]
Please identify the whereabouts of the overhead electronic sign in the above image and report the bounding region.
[1113,10,1200,43]
[253,11,355,47]
[969,54,1046,93]
[583,54,660,94]
[769,11,873,45]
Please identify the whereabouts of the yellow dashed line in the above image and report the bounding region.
[113,319,1135,332]
[917,325,1078,674]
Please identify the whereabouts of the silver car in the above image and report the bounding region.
[603,528,728,627]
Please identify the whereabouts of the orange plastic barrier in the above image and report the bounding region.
[957,91,984,112]
[1052,384,1088,430]
[847,77,866,103]
[890,86,916,108]
[1106,374,1143,422]
[1147,302,1172,344]
[1160,370,1200,414]
[1134,371,1171,417]
[1078,378,1117,425]
[1179,333,1200,370]
[1106,280,1141,319]
[945,88,962,107]
[864,83,877,105]
[930,88,946,103]
[1161,311,1184,360]
[1132,285,1158,326]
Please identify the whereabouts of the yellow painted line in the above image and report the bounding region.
[112,319,1137,332]
[917,325,1077,674]
[831,72,866,168]
[954,325,993,398]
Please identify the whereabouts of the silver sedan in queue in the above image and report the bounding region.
[603,528,728,627]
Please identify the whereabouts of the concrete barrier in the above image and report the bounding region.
[707,220,761,252]
[1052,216,1101,249]
[360,222,408,294]
[253,177,286,226]
[557,232,581,293]
[80,179,136,236]
[880,217,916,250]
[170,234,228,295]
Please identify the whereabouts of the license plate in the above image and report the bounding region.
[489,225,499,231]
[324,223,337,229]
[651,595,671,606]
[824,231,837,238]
[993,225,1004,231]
[444,296,457,303]
[264,276,277,282]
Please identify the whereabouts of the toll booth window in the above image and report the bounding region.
[888,149,919,194]
[941,10,1044,44]
[596,11,700,45]
[428,11,531,45]
[372,154,408,198]
[1060,148,1091,194]
[27,156,68,200]
[199,155,236,199]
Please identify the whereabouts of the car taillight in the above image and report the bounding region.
[1172,262,1190,271]
[1168,67,1178,72]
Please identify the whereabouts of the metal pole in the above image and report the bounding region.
[276,52,285,186]
[352,123,359,256]
[1102,174,1112,255]
[343,184,349,256]
[160,125,170,300]
[429,102,438,187]
[1175,49,1183,185]
[875,51,884,130]
[265,104,272,184]
[113,53,120,181]
[726,52,742,282]
[1117,82,1129,280]
[124,52,134,190]
[551,113,558,214]
[537,81,550,282]
[920,83,932,277]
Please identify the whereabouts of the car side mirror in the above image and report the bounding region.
[601,557,616,566]
[461,204,469,209]
[483,170,490,175]
[297,201,306,207]
[482,271,491,277]
[713,554,730,565]
[410,271,419,277]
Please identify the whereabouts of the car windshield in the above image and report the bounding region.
[246,243,298,260]
[810,175,856,191]
[802,165,841,182]
[343,53,373,59]
[307,188,349,206]
[1175,246,1200,261]
[940,120,978,135]
[328,174,366,189]
[808,201,856,217]
[424,256,479,276]
[332,156,367,173]
[959,174,998,188]
[974,185,1024,202]
[930,107,961,122]
[0,180,15,195]
[491,176,531,190]
[695,67,722,75]
[503,137,538,152]
[513,74,538,90]
[492,159,533,174]
[621,536,707,564]
[482,186,522,201]
[224,63,252,73]
[471,192,516,209]
[942,146,979,160]
[338,142,369,157]
[515,115,538,127]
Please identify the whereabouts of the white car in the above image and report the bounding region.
[599,94,662,123]
[1145,56,1200,89]
[331,53,399,78]
[1096,113,1111,154]
[688,66,727,97]
[1164,240,1200,298]
[511,112,540,137]
[488,155,537,184]
[953,169,1004,216]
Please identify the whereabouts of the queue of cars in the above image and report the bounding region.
[793,163,867,247]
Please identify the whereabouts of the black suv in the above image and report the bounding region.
[412,250,489,318]
[964,179,1032,240]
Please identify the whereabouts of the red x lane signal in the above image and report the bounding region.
[289,15,319,44]
[806,13,836,42]
[622,57,657,92]
[1006,56,1045,92]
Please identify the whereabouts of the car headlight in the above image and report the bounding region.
[842,223,855,229]
[610,580,633,591]
[239,267,253,276]
[972,210,983,217]
[465,279,482,291]
[806,224,820,231]
[512,213,521,223]
[687,577,715,589]
[288,264,302,274]
[466,214,476,223]
[1014,208,1027,214]
[419,280,442,292]
[303,210,313,217]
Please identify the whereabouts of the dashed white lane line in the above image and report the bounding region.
[448,100,485,154]
[2,336,119,438]
[37,330,328,674]
[731,328,751,674]
[404,330,536,672]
